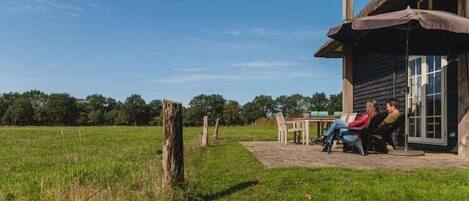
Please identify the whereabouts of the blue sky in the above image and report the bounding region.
[0,0,369,105]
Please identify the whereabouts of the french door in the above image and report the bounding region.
[407,56,447,145]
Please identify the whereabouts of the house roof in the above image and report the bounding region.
[314,0,397,58]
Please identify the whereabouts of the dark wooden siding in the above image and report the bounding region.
[353,52,407,146]
[353,52,406,113]
[352,51,458,151]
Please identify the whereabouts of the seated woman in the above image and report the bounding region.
[322,100,379,149]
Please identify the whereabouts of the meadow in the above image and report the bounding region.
[1,126,469,201]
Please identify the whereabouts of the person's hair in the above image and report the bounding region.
[386,98,400,110]
[365,100,380,124]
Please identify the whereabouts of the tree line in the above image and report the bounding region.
[0,90,341,126]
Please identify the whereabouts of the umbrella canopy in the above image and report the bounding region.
[328,7,469,55]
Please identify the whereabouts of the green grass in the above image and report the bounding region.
[1,126,469,200]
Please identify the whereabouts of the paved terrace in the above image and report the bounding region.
[240,141,469,170]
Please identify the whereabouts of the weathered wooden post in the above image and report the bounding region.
[162,100,184,189]
[213,118,220,139]
[202,116,209,146]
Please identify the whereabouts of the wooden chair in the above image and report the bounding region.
[275,113,303,145]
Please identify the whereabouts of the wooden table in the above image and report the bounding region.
[293,116,338,146]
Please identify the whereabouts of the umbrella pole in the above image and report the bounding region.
[404,30,409,152]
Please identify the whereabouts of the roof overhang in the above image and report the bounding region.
[314,0,396,58]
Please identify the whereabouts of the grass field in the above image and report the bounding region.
[1,126,469,201]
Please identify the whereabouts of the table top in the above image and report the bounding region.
[293,116,339,121]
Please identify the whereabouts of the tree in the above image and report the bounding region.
[86,94,106,111]
[275,94,309,117]
[147,100,162,119]
[105,97,117,112]
[105,100,121,125]
[1,97,34,125]
[0,92,20,124]
[185,94,226,126]
[147,100,162,125]
[47,93,79,125]
[84,94,107,125]
[252,95,276,118]
[311,92,329,111]
[223,100,242,125]
[327,92,343,114]
[88,110,105,125]
[115,108,130,125]
[124,94,147,126]
[241,102,263,124]
[22,90,48,125]
[76,100,89,125]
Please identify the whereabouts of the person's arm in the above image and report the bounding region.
[381,113,399,126]
[348,114,369,128]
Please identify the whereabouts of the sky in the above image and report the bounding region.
[0,0,369,105]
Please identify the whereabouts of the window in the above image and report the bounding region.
[407,56,447,145]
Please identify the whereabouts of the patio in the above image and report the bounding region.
[241,141,469,170]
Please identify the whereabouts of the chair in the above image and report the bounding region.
[341,134,366,156]
[368,115,405,152]
[335,112,387,156]
[275,113,304,145]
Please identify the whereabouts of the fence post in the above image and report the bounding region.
[213,118,220,139]
[202,116,209,146]
[162,100,184,189]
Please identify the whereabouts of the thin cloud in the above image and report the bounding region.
[141,51,161,55]
[151,71,310,84]
[250,28,280,36]
[223,27,281,37]
[181,35,273,50]
[224,30,241,36]
[221,26,327,39]
[176,67,209,72]
[231,61,301,68]
[0,0,92,17]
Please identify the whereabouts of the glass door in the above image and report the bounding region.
[407,56,447,145]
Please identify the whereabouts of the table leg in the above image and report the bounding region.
[304,120,309,146]
[316,122,320,139]
[321,121,324,136]
[293,122,297,144]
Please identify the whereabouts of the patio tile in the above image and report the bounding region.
[240,141,469,170]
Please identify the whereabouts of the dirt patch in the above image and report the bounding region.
[240,141,469,170]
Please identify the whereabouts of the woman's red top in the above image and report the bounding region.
[347,113,371,135]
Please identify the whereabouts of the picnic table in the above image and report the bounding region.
[293,116,338,146]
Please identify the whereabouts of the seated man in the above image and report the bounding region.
[380,99,401,128]
[361,99,401,153]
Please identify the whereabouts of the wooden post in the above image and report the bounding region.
[213,118,220,139]
[342,0,354,113]
[458,0,469,158]
[162,100,184,189]
[202,116,209,146]
[343,46,354,113]
[342,0,354,21]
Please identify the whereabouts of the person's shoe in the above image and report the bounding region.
[342,144,350,152]
[321,144,329,152]
[320,135,327,145]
